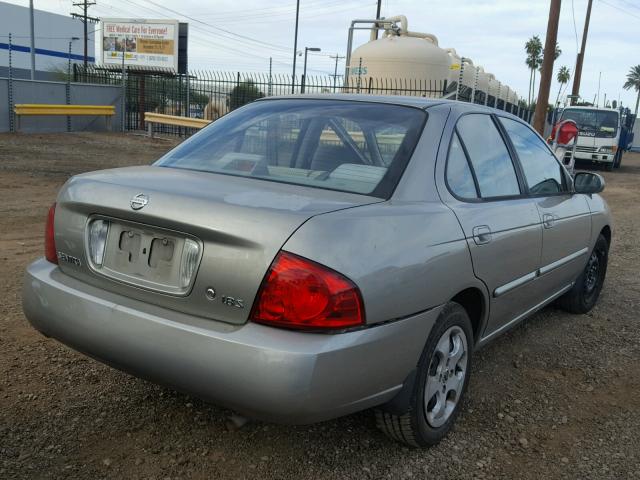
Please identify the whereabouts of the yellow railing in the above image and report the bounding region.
[145,112,211,137]
[14,104,115,116]
[13,104,116,132]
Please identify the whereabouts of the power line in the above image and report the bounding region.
[72,0,97,67]
[599,0,640,20]
[137,0,292,52]
[95,0,293,63]
[571,0,579,52]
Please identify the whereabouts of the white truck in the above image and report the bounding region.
[557,106,621,171]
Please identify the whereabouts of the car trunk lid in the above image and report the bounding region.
[54,165,381,324]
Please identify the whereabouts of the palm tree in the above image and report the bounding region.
[623,65,640,115]
[525,38,561,106]
[555,66,571,106]
[525,36,543,105]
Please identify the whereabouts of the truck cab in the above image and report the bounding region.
[558,106,620,170]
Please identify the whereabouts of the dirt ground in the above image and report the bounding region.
[1,133,639,480]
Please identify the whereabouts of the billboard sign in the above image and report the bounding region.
[101,18,180,70]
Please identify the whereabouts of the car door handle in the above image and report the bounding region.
[543,213,557,229]
[472,225,492,245]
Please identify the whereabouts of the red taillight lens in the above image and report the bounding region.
[45,203,58,264]
[250,251,365,331]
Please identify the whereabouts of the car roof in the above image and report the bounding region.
[259,94,517,115]
[261,93,445,109]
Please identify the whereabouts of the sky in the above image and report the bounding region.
[4,0,639,108]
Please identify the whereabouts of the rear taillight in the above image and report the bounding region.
[250,251,364,331]
[44,203,58,264]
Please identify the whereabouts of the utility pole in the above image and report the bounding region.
[330,54,345,92]
[374,0,382,39]
[533,0,561,135]
[29,0,35,80]
[71,0,97,68]
[570,0,593,105]
[291,0,300,93]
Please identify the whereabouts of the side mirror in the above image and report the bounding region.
[574,172,605,194]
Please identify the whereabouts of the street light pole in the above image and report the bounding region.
[302,47,320,94]
[29,0,36,80]
[291,0,300,93]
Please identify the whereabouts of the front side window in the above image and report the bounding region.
[456,114,521,198]
[156,100,426,198]
[499,117,565,195]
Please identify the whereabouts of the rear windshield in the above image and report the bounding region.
[559,108,619,138]
[156,99,426,198]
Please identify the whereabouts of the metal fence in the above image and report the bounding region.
[73,65,533,136]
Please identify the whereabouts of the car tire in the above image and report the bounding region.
[375,302,473,447]
[557,234,609,314]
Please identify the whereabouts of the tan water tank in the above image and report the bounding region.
[475,66,489,94]
[348,17,450,92]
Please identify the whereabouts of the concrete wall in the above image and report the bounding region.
[0,77,122,133]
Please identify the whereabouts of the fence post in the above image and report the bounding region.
[356,57,362,94]
[121,58,126,133]
[66,41,72,132]
[268,58,273,96]
[455,58,465,101]
[186,71,190,117]
[494,81,500,109]
[8,33,14,133]
[139,73,146,131]
[471,66,479,104]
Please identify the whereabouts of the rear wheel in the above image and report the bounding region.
[557,234,609,314]
[375,302,473,447]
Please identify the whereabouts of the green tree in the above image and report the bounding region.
[526,37,562,106]
[555,66,571,107]
[228,80,264,111]
[525,36,543,106]
[623,65,640,115]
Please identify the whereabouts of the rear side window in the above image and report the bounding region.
[499,117,565,195]
[446,132,478,199]
[156,99,426,199]
[456,114,520,198]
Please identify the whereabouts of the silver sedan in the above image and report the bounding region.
[22,95,611,447]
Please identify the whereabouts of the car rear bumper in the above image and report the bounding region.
[22,259,439,424]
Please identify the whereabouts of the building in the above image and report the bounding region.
[0,1,94,80]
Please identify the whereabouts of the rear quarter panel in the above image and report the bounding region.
[283,200,487,325]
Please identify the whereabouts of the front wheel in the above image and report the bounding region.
[376,302,473,447]
[557,234,609,314]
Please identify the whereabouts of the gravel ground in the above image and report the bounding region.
[1,133,639,480]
